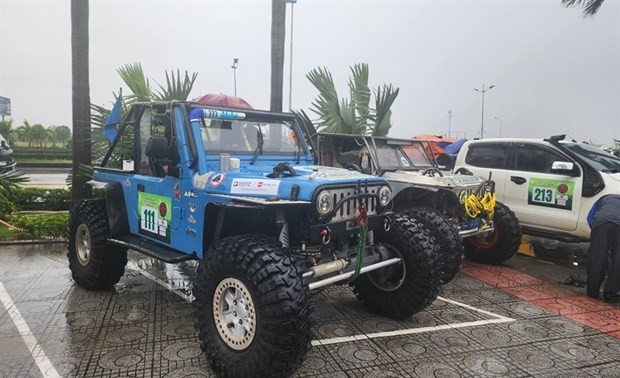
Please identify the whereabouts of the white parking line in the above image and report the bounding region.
[131,265,516,347]
[311,296,515,346]
[0,282,60,378]
[129,264,194,302]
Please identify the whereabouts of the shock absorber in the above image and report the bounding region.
[275,207,289,248]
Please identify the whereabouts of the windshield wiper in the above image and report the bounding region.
[250,125,264,165]
[603,169,620,173]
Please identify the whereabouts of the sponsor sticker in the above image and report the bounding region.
[528,178,574,210]
[231,178,280,195]
[138,192,171,243]
[210,173,226,188]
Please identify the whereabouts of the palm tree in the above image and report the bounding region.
[30,124,50,147]
[17,120,34,147]
[305,63,399,136]
[50,125,72,147]
[71,0,92,204]
[562,0,605,16]
[270,0,286,112]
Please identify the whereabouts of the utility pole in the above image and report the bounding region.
[231,58,239,97]
[447,110,452,138]
[473,84,495,139]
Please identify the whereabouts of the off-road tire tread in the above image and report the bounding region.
[193,235,312,378]
[67,199,127,290]
[353,215,440,319]
[463,202,522,265]
[404,208,463,284]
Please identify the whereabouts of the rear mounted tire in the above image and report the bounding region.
[67,199,127,290]
[463,202,522,265]
[352,215,441,320]
[193,235,312,378]
[405,208,463,284]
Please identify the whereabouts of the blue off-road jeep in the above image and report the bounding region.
[67,101,441,377]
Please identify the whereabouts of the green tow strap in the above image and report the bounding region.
[350,202,368,282]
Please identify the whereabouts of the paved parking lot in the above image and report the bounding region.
[1,243,620,377]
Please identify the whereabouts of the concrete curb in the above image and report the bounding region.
[0,239,68,245]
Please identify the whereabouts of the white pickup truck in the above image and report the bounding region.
[452,135,620,244]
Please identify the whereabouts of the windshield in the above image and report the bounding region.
[562,142,620,172]
[401,143,435,167]
[200,119,304,155]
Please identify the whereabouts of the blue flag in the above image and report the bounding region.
[103,93,122,142]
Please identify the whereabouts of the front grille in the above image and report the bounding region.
[327,186,379,223]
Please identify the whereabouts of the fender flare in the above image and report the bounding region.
[86,179,129,237]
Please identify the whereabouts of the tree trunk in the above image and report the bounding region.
[270,0,286,112]
[71,0,92,205]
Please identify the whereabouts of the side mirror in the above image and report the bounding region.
[0,141,5,148]
[551,161,579,176]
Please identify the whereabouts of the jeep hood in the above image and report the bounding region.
[382,170,487,189]
[194,165,386,202]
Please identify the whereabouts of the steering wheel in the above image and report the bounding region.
[270,162,298,178]
[345,162,363,173]
[422,168,444,177]
[454,167,474,175]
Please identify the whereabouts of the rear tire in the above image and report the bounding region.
[353,215,440,320]
[67,199,127,290]
[193,235,311,378]
[404,208,463,284]
[463,202,522,265]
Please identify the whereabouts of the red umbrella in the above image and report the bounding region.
[413,134,457,144]
[193,93,253,109]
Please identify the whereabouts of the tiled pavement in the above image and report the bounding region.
[1,244,620,377]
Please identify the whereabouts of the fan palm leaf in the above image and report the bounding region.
[117,63,151,102]
[154,69,198,101]
[562,0,605,16]
[0,170,28,193]
[307,67,350,134]
[371,84,400,136]
[348,63,371,133]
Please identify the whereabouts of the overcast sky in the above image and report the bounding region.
[1,0,618,145]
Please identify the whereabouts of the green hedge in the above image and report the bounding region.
[13,146,72,160]
[8,188,71,211]
[11,213,68,239]
[0,193,15,220]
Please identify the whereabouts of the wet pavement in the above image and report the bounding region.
[1,243,620,377]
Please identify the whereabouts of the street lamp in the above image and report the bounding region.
[231,58,239,96]
[473,84,495,139]
[494,116,502,138]
[286,0,297,111]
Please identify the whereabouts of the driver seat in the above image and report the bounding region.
[145,135,170,177]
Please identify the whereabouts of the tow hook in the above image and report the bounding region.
[320,226,331,245]
[384,216,391,232]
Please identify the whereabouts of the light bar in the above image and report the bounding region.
[189,108,246,121]
[386,139,414,146]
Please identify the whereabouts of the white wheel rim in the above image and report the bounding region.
[212,277,257,350]
[75,224,91,267]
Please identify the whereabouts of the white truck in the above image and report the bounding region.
[453,134,620,246]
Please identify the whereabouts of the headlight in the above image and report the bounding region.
[378,186,392,206]
[458,190,469,204]
[316,191,333,216]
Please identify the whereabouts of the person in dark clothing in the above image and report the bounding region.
[586,194,620,302]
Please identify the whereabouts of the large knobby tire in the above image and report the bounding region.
[463,202,522,265]
[67,199,127,290]
[405,208,463,285]
[193,235,312,378]
[352,215,441,320]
